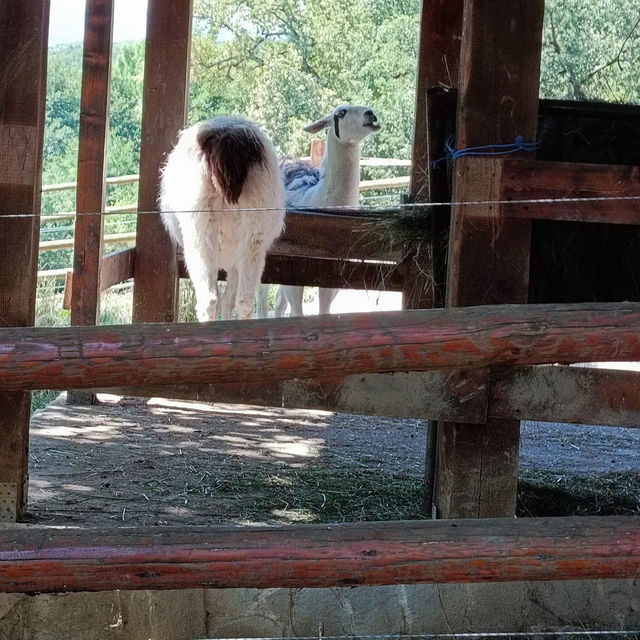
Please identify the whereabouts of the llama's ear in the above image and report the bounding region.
[303,116,331,134]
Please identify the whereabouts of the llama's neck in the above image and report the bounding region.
[317,133,362,207]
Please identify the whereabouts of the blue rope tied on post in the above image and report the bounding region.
[431,135,541,167]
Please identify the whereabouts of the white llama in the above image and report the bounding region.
[160,116,285,321]
[271,104,381,317]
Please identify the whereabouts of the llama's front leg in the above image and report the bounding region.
[220,267,238,321]
[235,248,267,320]
[182,248,219,321]
[193,269,219,322]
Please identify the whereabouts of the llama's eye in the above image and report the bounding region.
[336,109,347,118]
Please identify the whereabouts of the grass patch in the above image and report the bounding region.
[154,465,640,523]
[31,390,62,414]
[177,466,427,524]
[518,470,640,517]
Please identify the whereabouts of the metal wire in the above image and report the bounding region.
[4,192,640,220]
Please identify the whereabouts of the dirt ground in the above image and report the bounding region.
[26,392,640,527]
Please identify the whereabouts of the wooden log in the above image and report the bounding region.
[94,248,405,293]
[100,368,490,424]
[409,0,462,202]
[0,1,50,520]
[0,517,638,593]
[500,159,640,225]
[408,0,463,514]
[0,303,639,391]
[260,254,405,291]
[101,248,135,290]
[310,138,325,166]
[490,365,640,428]
[68,0,114,406]
[132,0,192,323]
[438,0,545,519]
[62,271,73,311]
[71,0,114,328]
[100,365,640,429]
[405,0,463,312]
[272,210,400,261]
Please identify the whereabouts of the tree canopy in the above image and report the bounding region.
[39,0,640,272]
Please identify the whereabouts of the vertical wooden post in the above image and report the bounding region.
[406,0,464,515]
[434,0,544,518]
[310,138,325,167]
[404,0,463,310]
[133,0,193,323]
[0,1,50,520]
[69,0,114,405]
[409,0,463,202]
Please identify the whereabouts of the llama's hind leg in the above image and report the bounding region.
[319,287,339,314]
[283,285,304,316]
[256,284,270,319]
[274,286,288,317]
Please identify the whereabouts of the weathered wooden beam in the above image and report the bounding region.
[405,0,463,312]
[500,159,640,225]
[100,364,640,429]
[68,0,114,406]
[98,368,490,424]
[260,255,405,291]
[0,303,638,391]
[490,365,640,428]
[408,0,464,514]
[132,0,192,323]
[83,248,405,294]
[101,248,135,290]
[1,517,638,593]
[0,1,50,521]
[409,0,463,202]
[71,0,114,327]
[438,0,545,519]
[272,211,400,261]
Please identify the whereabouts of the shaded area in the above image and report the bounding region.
[26,394,640,526]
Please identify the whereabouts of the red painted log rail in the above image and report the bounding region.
[0,303,639,391]
[1,517,638,593]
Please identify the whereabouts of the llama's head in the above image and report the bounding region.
[303,105,381,144]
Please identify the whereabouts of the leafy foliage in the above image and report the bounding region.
[541,0,640,102]
[38,0,640,300]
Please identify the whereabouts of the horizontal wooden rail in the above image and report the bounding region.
[107,364,640,427]
[0,303,639,391]
[459,157,640,225]
[37,267,71,280]
[38,210,402,263]
[359,176,409,191]
[1,517,638,593]
[39,250,405,292]
[40,162,410,194]
[41,204,137,224]
[271,210,400,261]
[41,173,140,193]
[39,230,136,252]
[491,365,640,426]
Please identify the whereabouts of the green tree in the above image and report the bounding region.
[541,0,640,103]
[190,0,421,158]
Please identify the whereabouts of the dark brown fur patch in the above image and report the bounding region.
[197,119,265,205]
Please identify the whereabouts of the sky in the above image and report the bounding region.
[48,0,149,46]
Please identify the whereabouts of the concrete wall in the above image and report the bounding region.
[1,580,638,639]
